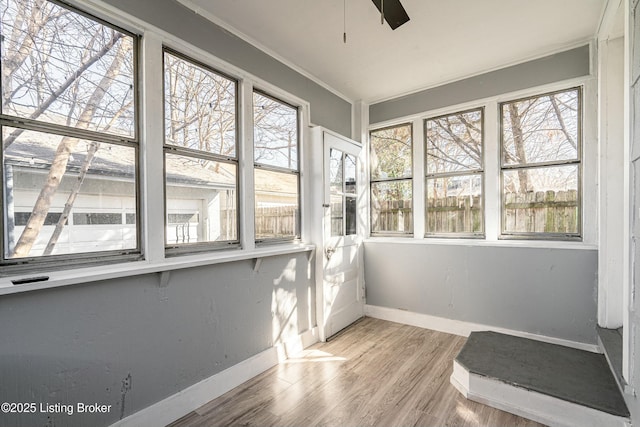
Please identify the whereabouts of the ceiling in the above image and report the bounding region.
[177,0,607,103]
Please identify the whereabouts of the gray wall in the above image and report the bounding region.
[369,45,590,124]
[364,242,598,345]
[103,0,352,137]
[0,253,314,427]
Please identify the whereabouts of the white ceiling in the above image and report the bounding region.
[178,0,607,103]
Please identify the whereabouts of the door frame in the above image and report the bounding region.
[309,127,365,342]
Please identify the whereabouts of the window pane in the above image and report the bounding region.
[165,153,237,244]
[14,212,64,226]
[3,127,137,258]
[73,213,122,225]
[426,175,483,234]
[345,154,357,195]
[345,195,356,235]
[164,51,236,156]
[502,89,579,166]
[253,92,298,169]
[426,109,482,174]
[371,180,412,233]
[329,148,343,194]
[1,0,136,137]
[370,124,412,180]
[330,194,343,237]
[255,168,299,239]
[503,165,579,234]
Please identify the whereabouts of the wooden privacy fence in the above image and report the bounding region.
[372,200,413,232]
[426,195,482,234]
[374,190,578,233]
[221,206,298,238]
[503,189,578,233]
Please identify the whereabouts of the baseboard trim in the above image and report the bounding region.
[364,304,600,353]
[451,360,631,427]
[111,327,318,427]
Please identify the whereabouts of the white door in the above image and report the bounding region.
[318,132,364,340]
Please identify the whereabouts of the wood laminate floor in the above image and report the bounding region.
[168,317,546,427]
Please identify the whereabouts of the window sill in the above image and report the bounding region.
[0,243,315,297]
[364,236,597,250]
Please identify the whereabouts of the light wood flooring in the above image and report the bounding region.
[168,317,546,427]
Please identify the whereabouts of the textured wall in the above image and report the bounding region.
[0,253,314,427]
[364,242,598,345]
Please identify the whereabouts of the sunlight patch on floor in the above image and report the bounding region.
[456,400,480,425]
[283,349,347,364]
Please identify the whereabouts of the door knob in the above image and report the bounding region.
[325,246,336,260]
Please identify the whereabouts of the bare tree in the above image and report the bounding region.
[2,0,135,257]
[502,91,579,194]
[253,92,298,169]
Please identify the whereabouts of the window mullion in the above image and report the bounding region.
[141,32,165,262]
[484,100,500,241]
[241,80,256,250]
[412,117,425,238]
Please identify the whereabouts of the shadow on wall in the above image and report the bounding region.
[0,252,316,427]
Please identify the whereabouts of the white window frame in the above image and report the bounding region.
[424,107,485,238]
[0,0,314,292]
[0,0,142,274]
[499,87,583,241]
[369,122,414,237]
[367,76,597,248]
[252,89,302,245]
[162,47,241,255]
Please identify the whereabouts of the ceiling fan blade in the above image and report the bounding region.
[370,0,410,30]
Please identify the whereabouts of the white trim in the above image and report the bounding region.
[111,327,318,427]
[369,75,596,130]
[239,80,256,252]
[622,0,632,383]
[597,0,624,41]
[597,35,626,327]
[175,0,354,104]
[367,77,598,247]
[1,0,317,291]
[0,244,314,296]
[451,361,631,427]
[363,236,597,251]
[364,304,601,353]
[412,118,425,238]
[140,33,165,263]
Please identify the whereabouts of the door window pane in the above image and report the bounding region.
[345,195,356,236]
[329,148,343,194]
[330,194,343,237]
[345,154,357,195]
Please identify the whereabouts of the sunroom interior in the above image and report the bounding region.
[1,0,639,426]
